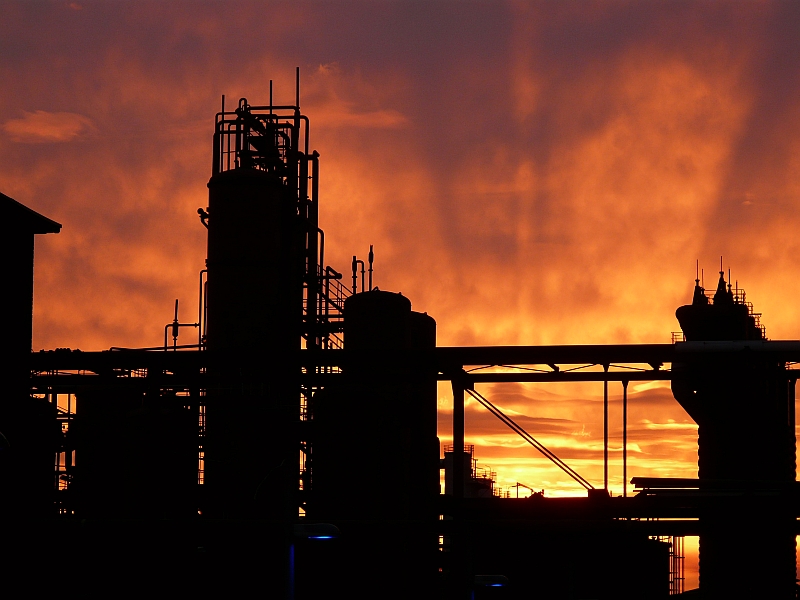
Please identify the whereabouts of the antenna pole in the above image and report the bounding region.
[172,299,179,350]
[368,245,374,291]
[296,66,300,108]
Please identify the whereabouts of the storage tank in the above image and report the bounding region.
[309,290,439,597]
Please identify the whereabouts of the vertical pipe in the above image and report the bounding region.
[316,230,325,276]
[451,374,466,600]
[202,280,208,344]
[315,229,325,331]
[324,268,331,323]
[311,154,321,337]
[292,68,301,164]
[302,155,318,349]
[311,153,319,210]
[452,376,465,500]
[311,154,320,271]
[212,124,220,175]
[622,379,628,498]
[790,378,796,485]
[603,364,609,492]
[234,110,241,169]
[198,269,207,347]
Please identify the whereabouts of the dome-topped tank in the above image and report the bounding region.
[342,290,412,350]
[310,288,438,597]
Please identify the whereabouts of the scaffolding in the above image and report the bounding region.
[652,535,685,595]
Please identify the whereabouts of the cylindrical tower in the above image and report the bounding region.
[203,98,308,524]
[672,272,795,598]
[308,290,439,597]
[206,169,302,354]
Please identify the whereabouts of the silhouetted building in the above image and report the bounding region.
[672,271,795,598]
[0,192,60,518]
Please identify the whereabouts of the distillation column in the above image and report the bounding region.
[201,98,309,594]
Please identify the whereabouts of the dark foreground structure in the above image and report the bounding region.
[2,77,798,599]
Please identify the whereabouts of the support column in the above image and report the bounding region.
[452,374,465,500]
[603,364,609,492]
[622,379,628,498]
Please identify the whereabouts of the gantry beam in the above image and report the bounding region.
[29,341,800,386]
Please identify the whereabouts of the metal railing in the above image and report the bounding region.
[673,285,767,340]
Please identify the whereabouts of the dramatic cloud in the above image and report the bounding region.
[4,3,800,585]
[2,110,94,143]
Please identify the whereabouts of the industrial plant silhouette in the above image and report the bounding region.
[3,71,798,599]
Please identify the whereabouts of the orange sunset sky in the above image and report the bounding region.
[3,1,800,584]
